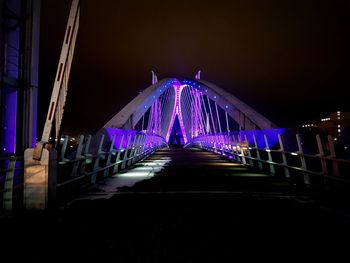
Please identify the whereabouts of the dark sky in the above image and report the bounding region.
[39,0,350,134]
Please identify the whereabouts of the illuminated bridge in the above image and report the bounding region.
[1,1,350,260]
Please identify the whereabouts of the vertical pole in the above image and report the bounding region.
[79,134,91,175]
[327,135,340,177]
[238,135,246,165]
[296,134,310,185]
[128,134,139,166]
[244,135,253,166]
[215,102,222,133]
[253,134,263,170]
[206,95,216,134]
[141,114,145,131]
[59,135,69,162]
[264,134,275,175]
[83,135,92,156]
[278,134,290,179]
[91,134,105,184]
[113,134,124,174]
[201,94,210,133]
[103,134,116,177]
[225,111,230,133]
[316,134,327,180]
[71,134,84,177]
[121,134,132,170]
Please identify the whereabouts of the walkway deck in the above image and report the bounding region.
[75,147,299,200]
[1,147,350,261]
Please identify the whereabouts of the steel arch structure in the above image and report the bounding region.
[103,77,277,144]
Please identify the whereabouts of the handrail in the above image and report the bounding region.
[187,132,350,188]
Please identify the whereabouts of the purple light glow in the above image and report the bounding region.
[165,84,188,144]
[1,0,21,154]
[106,128,137,149]
[106,128,167,151]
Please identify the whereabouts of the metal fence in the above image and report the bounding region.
[1,131,167,212]
[57,132,167,190]
[187,132,350,190]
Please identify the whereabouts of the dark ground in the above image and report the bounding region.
[1,148,350,261]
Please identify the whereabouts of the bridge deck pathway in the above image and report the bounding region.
[1,147,350,261]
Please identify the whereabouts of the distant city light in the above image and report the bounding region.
[338,125,341,128]
[338,129,341,133]
[321,118,330,122]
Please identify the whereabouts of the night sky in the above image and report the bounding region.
[39,0,350,134]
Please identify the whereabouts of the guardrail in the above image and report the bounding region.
[2,130,167,211]
[187,132,350,190]
[56,131,168,197]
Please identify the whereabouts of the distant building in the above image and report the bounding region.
[299,111,350,157]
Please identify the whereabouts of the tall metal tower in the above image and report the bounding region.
[0,0,40,155]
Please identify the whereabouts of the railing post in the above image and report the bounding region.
[264,134,275,175]
[80,134,92,175]
[91,134,105,184]
[128,134,140,166]
[3,158,16,212]
[232,134,240,162]
[103,134,116,177]
[135,134,145,162]
[327,135,340,177]
[278,134,290,179]
[238,135,246,165]
[316,134,328,184]
[70,134,84,177]
[296,134,310,185]
[112,134,124,174]
[244,135,253,166]
[121,134,132,170]
[59,135,69,162]
[253,134,263,170]
[136,134,146,161]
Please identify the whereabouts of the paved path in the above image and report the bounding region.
[2,147,350,262]
[75,147,299,200]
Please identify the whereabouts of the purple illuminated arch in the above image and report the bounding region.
[165,84,188,143]
[103,76,277,145]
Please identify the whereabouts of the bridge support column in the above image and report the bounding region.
[24,148,57,209]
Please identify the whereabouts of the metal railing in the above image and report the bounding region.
[56,131,168,193]
[2,131,167,211]
[187,132,350,189]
